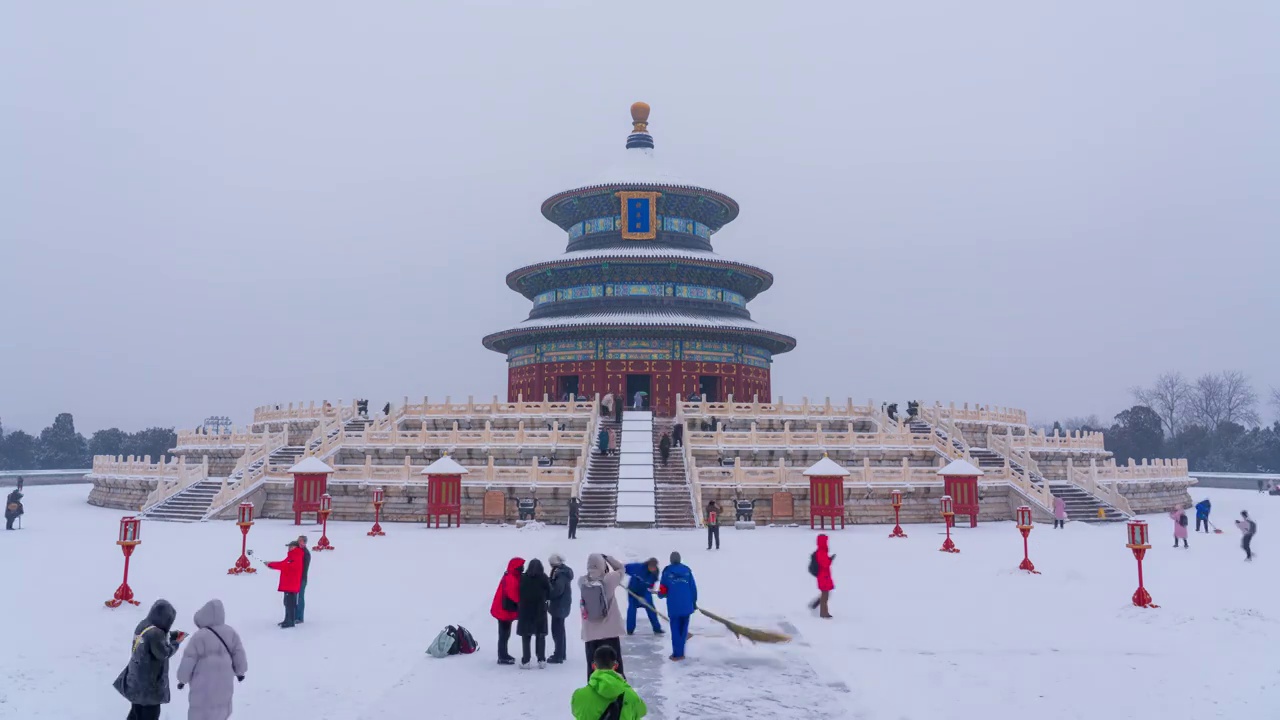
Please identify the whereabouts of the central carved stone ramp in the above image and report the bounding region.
[1048,482,1127,522]
[617,410,656,527]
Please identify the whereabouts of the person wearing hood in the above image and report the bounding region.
[490,557,524,665]
[571,644,647,720]
[598,427,609,455]
[517,558,552,668]
[295,535,312,623]
[114,599,185,720]
[623,558,664,636]
[265,541,305,628]
[658,552,697,661]
[810,534,835,619]
[1170,505,1189,548]
[1052,495,1067,529]
[547,554,575,664]
[579,553,626,681]
[1194,498,1212,533]
[4,488,23,530]
[176,599,248,720]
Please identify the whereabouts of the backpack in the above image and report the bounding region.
[1179,513,1188,527]
[453,625,478,654]
[427,625,479,658]
[599,694,626,720]
[808,552,819,577]
[580,579,612,622]
[1248,520,1257,535]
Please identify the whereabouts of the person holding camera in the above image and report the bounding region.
[113,599,186,720]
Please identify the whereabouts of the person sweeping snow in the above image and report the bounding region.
[623,558,664,636]
[1195,498,1212,534]
[176,599,249,720]
[658,552,697,661]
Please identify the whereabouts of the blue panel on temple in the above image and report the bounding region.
[626,198,651,233]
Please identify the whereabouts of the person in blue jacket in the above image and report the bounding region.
[659,552,697,661]
[624,558,664,636]
[1194,498,1212,533]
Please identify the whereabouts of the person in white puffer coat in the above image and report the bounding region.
[176,599,249,720]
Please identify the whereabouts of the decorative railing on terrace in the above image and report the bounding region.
[253,400,355,424]
[85,455,211,509]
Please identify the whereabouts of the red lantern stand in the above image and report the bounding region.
[803,455,850,530]
[938,459,984,528]
[1016,505,1039,574]
[939,495,959,553]
[1126,520,1158,608]
[228,502,256,574]
[313,493,334,551]
[105,516,142,608]
[422,454,468,528]
[888,488,907,538]
[288,457,334,526]
[368,487,386,537]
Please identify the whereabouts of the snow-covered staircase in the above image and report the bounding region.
[579,419,620,528]
[654,421,694,528]
[140,479,223,522]
[617,411,656,527]
[1047,482,1128,522]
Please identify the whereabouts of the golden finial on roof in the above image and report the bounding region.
[630,101,651,133]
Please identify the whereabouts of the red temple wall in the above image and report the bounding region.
[507,359,772,416]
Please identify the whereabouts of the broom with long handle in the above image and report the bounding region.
[623,587,791,645]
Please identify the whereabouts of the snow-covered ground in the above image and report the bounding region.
[3,486,1277,719]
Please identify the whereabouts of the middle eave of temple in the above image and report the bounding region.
[504,247,775,301]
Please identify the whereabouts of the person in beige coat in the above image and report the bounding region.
[578,553,626,680]
[175,599,248,720]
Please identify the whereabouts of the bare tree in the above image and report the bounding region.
[1272,387,1280,420]
[1132,372,1191,437]
[1062,415,1103,432]
[1189,371,1260,428]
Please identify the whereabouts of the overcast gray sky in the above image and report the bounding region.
[3,2,1277,434]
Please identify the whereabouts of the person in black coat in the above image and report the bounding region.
[114,599,185,720]
[5,489,23,530]
[516,558,551,668]
[568,497,580,540]
[672,423,683,448]
[547,554,575,663]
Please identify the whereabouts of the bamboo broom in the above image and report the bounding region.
[623,587,791,645]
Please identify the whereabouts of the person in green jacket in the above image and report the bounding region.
[571,645,647,720]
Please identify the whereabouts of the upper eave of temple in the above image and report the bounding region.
[505,247,775,299]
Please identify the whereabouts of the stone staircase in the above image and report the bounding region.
[579,419,620,528]
[909,418,967,457]
[912,416,1126,522]
[140,479,223,522]
[1048,482,1127,522]
[653,422,694,528]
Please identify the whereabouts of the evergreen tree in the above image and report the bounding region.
[89,428,130,458]
[36,413,90,469]
[125,427,177,462]
[1,430,38,470]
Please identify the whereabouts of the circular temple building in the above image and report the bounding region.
[482,103,796,416]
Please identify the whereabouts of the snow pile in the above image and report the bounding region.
[517,520,547,532]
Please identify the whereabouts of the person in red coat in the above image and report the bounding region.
[266,540,305,629]
[490,557,524,665]
[810,534,835,619]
